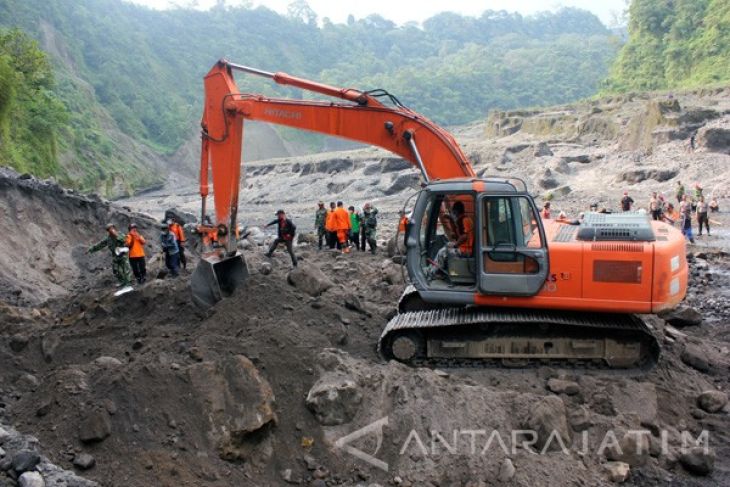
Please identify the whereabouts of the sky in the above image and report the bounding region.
[126,0,628,27]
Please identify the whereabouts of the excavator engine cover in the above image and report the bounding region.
[191,252,248,308]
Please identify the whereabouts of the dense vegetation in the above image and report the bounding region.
[0,0,620,193]
[604,0,730,91]
[0,29,67,179]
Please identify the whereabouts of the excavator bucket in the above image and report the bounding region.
[191,252,248,308]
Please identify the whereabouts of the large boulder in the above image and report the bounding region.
[679,447,715,476]
[78,410,112,443]
[524,395,571,451]
[305,373,362,426]
[605,432,650,467]
[696,119,730,154]
[681,344,712,373]
[618,169,679,184]
[696,390,728,413]
[188,355,277,461]
[658,306,702,327]
[287,266,334,297]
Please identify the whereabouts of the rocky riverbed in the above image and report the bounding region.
[1,87,729,486]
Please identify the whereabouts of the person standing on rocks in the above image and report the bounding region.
[325,201,337,249]
[696,196,710,236]
[679,195,695,244]
[361,203,379,254]
[662,203,679,226]
[125,223,147,284]
[620,191,634,212]
[334,201,352,253]
[348,206,361,251]
[676,181,685,203]
[160,223,180,277]
[649,192,662,221]
[265,209,298,266]
[709,196,719,213]
[88,223,133,289]
[168,219,187,271]
[314,201,327,250]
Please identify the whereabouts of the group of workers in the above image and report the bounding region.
[88,218,187,289]
[314,201,382,254]
[541,180,720,247]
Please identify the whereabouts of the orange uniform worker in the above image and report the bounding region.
[333,201,352,253]
[452,202,474,256]
[398,210,409,233]
[125,223,147,284]
[168,219,187,270]
[325,202,337,249]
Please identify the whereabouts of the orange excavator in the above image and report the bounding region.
[192,60,688,370]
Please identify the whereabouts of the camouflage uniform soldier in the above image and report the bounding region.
[88,223,133,287]
[314,201,327,250]
[361,203,378,254]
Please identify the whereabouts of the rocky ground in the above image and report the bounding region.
[1,87,729,486]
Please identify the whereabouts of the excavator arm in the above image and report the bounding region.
[199,59,475,248]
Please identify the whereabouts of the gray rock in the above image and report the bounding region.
[605,432,650,467]
[679,447,715,476]
[12,450,41,473]
[18,471,44,487]
[533,142,553,157]
[258,262,272,275]
[344,294,366,314]
[306,374,362,426]
[568,406,592,432]
[547,378,579,395]
[187,355,276,462]
[9,334,29,353]
[72,453,95,470]
[618,168,678,183]
[525,395,571,451]
[497,458,515,482]
[561,154,591,164]
[40,334,60,363]
[287,266,334,297]
[604,461,630,483]
[658,306,702,327]
[0,426,10,443]
[697,390,728,413]
[93,356,122,367]
[681,344,711,372]
[16,374,39,391]
[78,411,112,443]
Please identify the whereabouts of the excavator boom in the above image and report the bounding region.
[193,59,474,307]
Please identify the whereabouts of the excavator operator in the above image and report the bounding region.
[450,201,474,256]
[429,201,474,281]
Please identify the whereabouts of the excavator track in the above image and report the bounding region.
[378,305,660,372]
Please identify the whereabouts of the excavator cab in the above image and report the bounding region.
[406,178,549,306]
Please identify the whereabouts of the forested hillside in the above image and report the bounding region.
[0,0,619,195]
[604,0,730,91]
